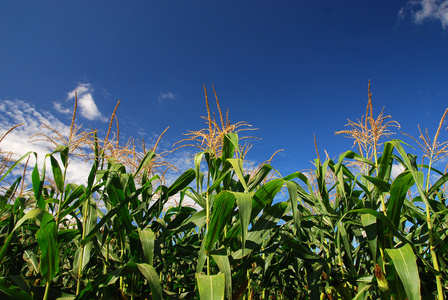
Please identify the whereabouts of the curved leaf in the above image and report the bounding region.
[137,263,164,300]
[204,191,236,254]
[385,244,420,300]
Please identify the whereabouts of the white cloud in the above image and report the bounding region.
[164,193,202,211]
[54,83,107,122]
[401,0,448,29]
[391,164,406,179]
[78,92,105,121]
[158,92,175,102]
[0,99,93,187]
[53,102,71,114]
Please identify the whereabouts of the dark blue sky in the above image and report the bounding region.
[1,1,448,177]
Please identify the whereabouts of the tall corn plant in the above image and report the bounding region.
[1,84,447,300]
[0,95,172,299]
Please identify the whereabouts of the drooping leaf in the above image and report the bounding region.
[362,175,391,193]
[227,158,248,192]
[247,164,273,191]
[0,151,34,183]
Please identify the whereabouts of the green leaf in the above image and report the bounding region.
[166,168,195,197]
[137,263,164,300]
[31,157,45,209]
[139,228,155,265]
[250,179,284,221]
[211,248,232,300]
[347,208,412,248]
[23,250,39,273]
[133,151,155,177]
[352,283,372,300]
[1,209,56,264]
[80,181,151,246]
[50,155,64,193]
[176,209,207,232]
[428,172,448,195]
[36,217,59,282]
[233,202,289,259]
[73,242,92,274]
[362,175,391,193]
[387,140,431,209]
[196,273,225,300]
[0,151,34,183]
[361,213,377,260]
[194,152,205,192]
[204,191,236,254]
[387,171,414,229]
[227,158,248,192]
[222,132,238,161]
[231,192,251,253]
[0,231,14,264]
[0,278,33,300]
[385,244,420,300]
[285,181,300,236]
[247,164,273,191]
[52,145,69,167]
[60,184,85,211]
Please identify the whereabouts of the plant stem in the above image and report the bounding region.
[425,158,444,299]
[43,281,51,300]
[206,191,210,275]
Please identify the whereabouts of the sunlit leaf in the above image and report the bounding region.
[196,273,225,300]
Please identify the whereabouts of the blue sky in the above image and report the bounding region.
[1,1,448,184]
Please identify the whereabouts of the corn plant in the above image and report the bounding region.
[0,84,447,299]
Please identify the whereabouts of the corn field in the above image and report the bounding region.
[1,86,448,300]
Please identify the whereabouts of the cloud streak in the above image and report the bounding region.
[400,0,448,28]
[158,92,175,102]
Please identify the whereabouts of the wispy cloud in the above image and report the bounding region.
[0,99,92,186]
[54,83,107,121]
[158,92,175,102]
[400,0,448,29]
[53,102,71,114]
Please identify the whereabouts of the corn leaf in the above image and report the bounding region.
[211,248,232,300]
[204,191,236,254]
[36,214,59,282]
[196,273,225,300]
[0,278,33,300]
[137,263,164,300]
[387,170,414,229]
[139,228,155,265]
[50,154,64,193]
[385,244,420,300]
[231,191,251,253]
